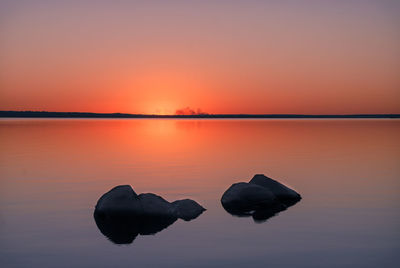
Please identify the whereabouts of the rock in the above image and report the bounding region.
[221,182,277,212]
[249,174,301,202]
[94,185,143,216]
[172,199,206,221]
[138,193,177,219]
[94,185,206,244]
[221,174,301,222]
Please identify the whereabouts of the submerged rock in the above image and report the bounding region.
[94,185,205,244]
[221,174,301,222]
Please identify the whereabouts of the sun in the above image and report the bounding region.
[145,101,178,115]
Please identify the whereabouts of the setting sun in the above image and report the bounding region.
[145,101,178,115]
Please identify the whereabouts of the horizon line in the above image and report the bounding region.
[1,111,399,119]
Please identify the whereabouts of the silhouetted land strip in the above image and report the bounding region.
[1,111,399,118]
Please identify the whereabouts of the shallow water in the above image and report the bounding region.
[0,119,399,267]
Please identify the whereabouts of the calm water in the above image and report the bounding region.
[0,119,399,267]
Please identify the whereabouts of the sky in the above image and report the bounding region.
[0,0,399,115]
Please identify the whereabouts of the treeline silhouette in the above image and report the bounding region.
[1,111,399,118]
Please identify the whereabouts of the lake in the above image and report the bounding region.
[0,119,399,267]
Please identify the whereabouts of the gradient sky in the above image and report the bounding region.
[0,0,399,114]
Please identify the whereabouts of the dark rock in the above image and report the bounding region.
[249,174,301,202]
[94,185,206,244]
[138,193,177,219]
[221,182,277,212]
[94,185,142,216]
[172,199,206,221]
[221,174,301,222]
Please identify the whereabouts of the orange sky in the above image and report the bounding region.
[0,0,399,114]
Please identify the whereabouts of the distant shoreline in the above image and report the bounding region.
[1,111,399,119]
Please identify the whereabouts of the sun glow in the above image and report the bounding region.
[144,101,178,115]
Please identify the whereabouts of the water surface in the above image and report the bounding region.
[0,119,399,267]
